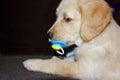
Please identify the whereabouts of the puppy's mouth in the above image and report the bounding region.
[48,39,77,59]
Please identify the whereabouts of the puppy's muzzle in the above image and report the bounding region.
[47,32,53,39]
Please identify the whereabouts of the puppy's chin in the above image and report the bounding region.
[66,39,83,47]
[66,41,75,45]
[66,41,80,47]
[74,40,83,47]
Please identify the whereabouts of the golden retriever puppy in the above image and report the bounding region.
[23,0,120,80]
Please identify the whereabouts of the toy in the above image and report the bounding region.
[48,39,77,58]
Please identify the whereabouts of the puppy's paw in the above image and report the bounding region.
[23,59,42,71]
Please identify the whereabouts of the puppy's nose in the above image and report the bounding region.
[47,32,53,39]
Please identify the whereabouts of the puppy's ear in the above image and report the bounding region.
[80,2,112,42]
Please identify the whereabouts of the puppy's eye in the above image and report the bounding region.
[63,17,72,22]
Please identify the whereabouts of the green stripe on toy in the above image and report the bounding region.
[51,45,61,51]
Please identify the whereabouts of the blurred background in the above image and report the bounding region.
[1,0,120,56]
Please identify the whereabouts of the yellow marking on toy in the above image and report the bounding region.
[52,45,60,50]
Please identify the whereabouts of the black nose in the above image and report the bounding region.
[47,32,53,39]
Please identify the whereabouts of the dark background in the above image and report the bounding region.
[1,0,120,55]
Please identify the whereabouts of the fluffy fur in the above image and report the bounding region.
[23,0,120,80]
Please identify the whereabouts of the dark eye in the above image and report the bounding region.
[64,17,72,22]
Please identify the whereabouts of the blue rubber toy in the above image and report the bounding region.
[48,39,77,58]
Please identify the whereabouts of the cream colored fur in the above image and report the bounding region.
[23,0,120,80]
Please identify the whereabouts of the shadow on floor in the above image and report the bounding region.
[0,55,79,80]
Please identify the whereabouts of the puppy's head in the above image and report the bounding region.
[48,0,112,45]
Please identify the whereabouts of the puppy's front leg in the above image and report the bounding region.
[23,58,79,77]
